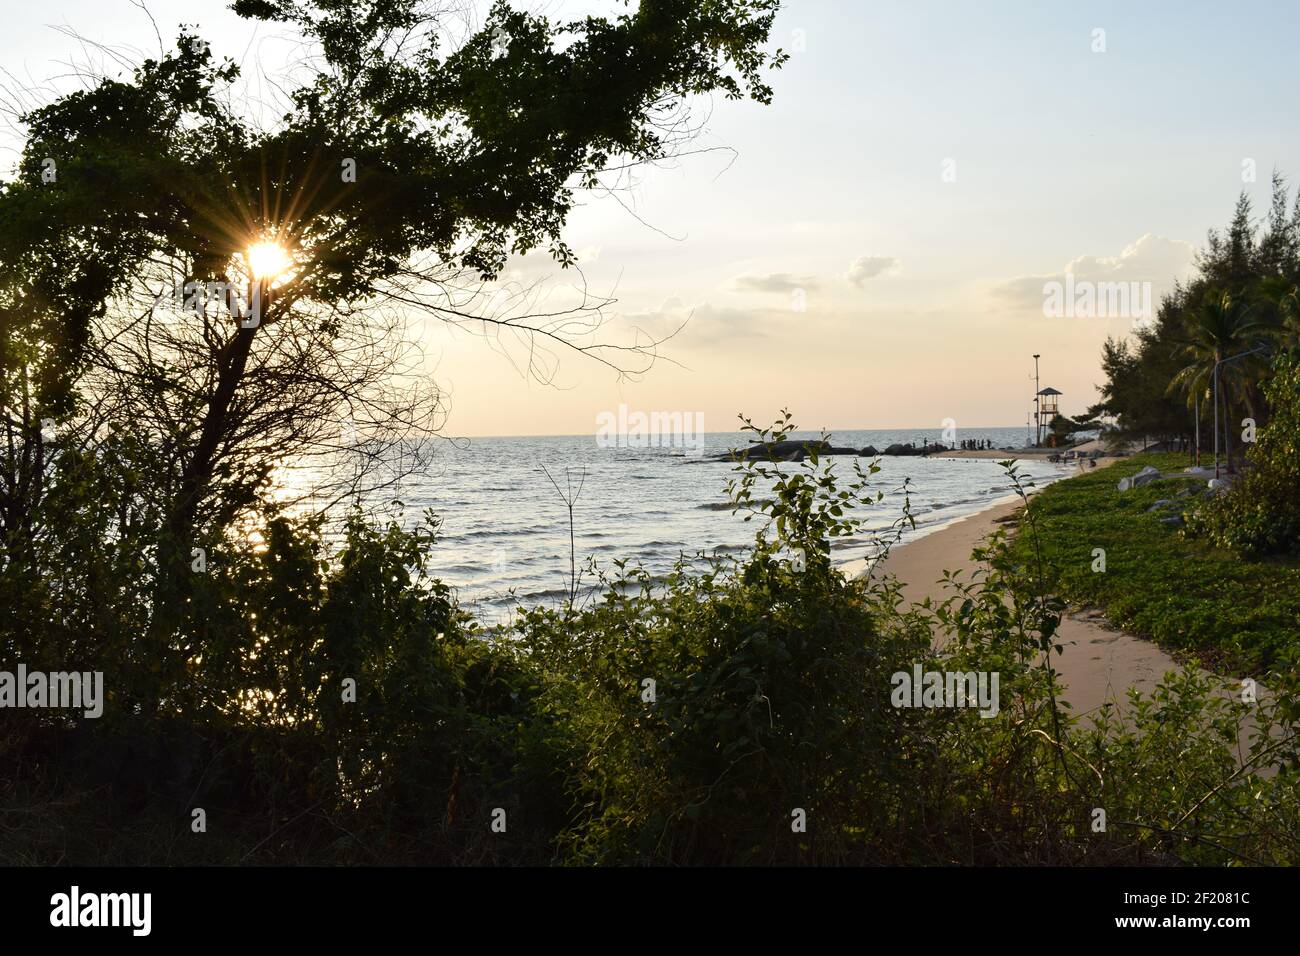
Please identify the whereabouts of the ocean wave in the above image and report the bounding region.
[439,527,538,541]
[377,443,1064,603]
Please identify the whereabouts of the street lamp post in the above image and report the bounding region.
[1194,391,1200,467]
[1032,353,1041,447]
[1212,344,1269,480]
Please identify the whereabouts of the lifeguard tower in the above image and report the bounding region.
[1036,387,1062,446]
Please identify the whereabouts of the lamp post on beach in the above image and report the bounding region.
[1032,354,1041,446]
[1212,343,1269,480]
[1194,391,1201,467]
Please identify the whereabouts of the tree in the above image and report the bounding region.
[1188,350,1300,554]
[1167,289,1272,469]
[1047,411,1099,447]
[1256,172,1300,276]
[0,0,789,708]
[1093,296,1195,449]
[1198,191,1257,293]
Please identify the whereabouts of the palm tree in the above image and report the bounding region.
[1168,289,1272,470]
[1255,275,1300,348]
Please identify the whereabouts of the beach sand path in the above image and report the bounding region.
[863,496,1181,720]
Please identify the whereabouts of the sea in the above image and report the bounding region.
[354,427,1068,623]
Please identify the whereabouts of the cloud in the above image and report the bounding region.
[989,234,1196,311]
[731,272,818,294]
[731,257,900,295]
[846,256,899,287]
[614,298,789,345]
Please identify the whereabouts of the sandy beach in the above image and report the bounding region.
[862,462,1181,720]
[935,438,1129,463]
[937,448,1061,461]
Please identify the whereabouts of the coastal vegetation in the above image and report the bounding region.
[1188,353,1300,557]
[3,414,1298,865]
[0,0,1295,868]
[1093,175,1300,464]
[1005,452,1300,673]
[1051,180,1300,676]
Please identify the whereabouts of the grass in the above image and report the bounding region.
[1009,452,1300,674]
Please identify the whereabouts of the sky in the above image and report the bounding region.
[4,0,1300,436]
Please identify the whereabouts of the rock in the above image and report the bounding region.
[882,442,948,456]
[1146,499,1176,512]
[722,439,820,461]
[1117,465,1161,491]
[859,445,878,457]
[1160,515,1185,528]
[722,439,862,462]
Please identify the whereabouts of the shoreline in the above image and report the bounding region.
[860,461,1180,718]
[835,452,1107,581]
[934,448,1059,461]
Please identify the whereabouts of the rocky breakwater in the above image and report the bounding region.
[719,439,949,462]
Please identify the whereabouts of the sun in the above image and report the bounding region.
[245,240,292,280]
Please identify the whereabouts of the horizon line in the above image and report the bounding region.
[446,425,1035,441]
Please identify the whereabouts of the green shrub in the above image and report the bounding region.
[5,416,1299,866]
[512,415,928,862]
[1002,452,1300,671]
[1189,351,1300,554]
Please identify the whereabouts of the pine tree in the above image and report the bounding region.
[1257,172,1297,276]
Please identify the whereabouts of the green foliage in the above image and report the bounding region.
[1006,453,1300,671]
[1094,175,1300,450]
[1,0,789,323]
[1188,352,1300,555]
[1168,289,1272,416]
[1095,311,1195,447]
[513,412,926,863]
[1048,412,1098,445]
[0,0,791,631]
[5,426,1300,865]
